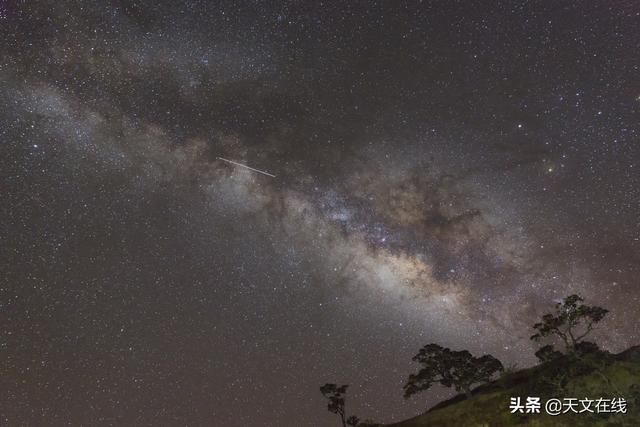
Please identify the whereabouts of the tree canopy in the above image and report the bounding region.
[531,294,608,353]
[320,384,359,427]
[403,344,504,399]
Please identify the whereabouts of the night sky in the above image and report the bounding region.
[2,1,640,425]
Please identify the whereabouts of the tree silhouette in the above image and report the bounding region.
[531,294,608,353]
[403,344,504,399]
[319,384,359,427]
[534,344,563,363]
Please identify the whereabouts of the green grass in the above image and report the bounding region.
[371,347,640,427]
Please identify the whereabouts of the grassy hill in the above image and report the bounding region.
[373,346,640,427]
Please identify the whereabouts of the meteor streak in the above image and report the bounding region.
[216,157,276,178]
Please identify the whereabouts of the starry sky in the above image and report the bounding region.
[2,1,639,425]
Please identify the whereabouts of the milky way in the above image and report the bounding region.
[2,2,640,425]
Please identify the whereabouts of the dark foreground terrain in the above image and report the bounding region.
[368,346,640,427]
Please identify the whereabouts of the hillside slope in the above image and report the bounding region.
[378,346,640,427]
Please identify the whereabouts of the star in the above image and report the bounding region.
[2,2,638,425]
